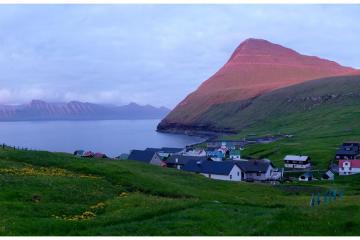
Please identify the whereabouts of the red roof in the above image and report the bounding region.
[339,159,360,168]
[94,153,107,158]
[83,151,95,157]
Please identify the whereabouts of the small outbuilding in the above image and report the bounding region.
[74,150,85,157]
[284,155,311,169]
[229,149,241,160]
[298,172,313,181]
[322,170,335,180]
[115,153,129,160]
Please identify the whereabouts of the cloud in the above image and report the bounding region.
[0,5,359,108]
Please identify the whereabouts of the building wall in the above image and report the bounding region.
[150,154,163,166]
[183,151,207,157]
[284,163,311,169]
[244,165,274,181]
[230,155,241,160]
[339,161,360,175]
[200,166,242,181]
[336,154,356,160]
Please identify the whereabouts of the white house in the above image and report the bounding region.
[284,155,311,169]
[182,160,243,181]
[229,149,241,160]
[339,159,360,175]
[145,147,185,158]
[183,148,207,157]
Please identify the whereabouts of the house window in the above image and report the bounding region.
[237,172,240,176]
[256,173,261,176]
[230,175,232,179]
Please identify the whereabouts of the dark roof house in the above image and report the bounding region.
[335,145,359,159]
[128,150,164,166]
[182,160,238,175]
[83,151,95,158]
[235,159,274,173]
[166,155,208,169]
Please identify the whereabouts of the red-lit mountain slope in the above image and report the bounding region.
[158,38,356,133]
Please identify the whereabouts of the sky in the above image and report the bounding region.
[0,4,359,108]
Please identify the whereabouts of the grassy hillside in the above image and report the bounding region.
[1,147,360,236]
[188,75,360,169]
[219,102,360,169]
[194,74,360,132]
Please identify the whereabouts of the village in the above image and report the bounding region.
[72,137,360,183]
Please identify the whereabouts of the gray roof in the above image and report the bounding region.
[206,147,217,152]
[235,160,273,173]
[166,155,208,165]
[284,155,309,161]
[145,148,162,152]
[160,147,184,153]
[182,160,238,175]
[336,148,358,156]
[128,150,157,163]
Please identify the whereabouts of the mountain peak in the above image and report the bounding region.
[159,38,356,129]
[228,38,299,63]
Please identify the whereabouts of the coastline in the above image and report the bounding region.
[156,126,238,140]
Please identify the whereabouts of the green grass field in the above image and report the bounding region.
[1,145,360,236]
[2,77,360,236]
[218,103,360,169]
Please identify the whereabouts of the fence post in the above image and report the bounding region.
[310,193,315,207]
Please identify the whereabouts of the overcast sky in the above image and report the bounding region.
[0,4,359,108]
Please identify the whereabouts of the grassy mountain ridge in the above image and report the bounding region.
[0,100,170,121]
[191,74,360,132]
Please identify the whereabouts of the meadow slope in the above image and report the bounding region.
[1,147,360,236]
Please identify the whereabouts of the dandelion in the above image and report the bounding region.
[0,167,100,179]
[53,211,97,221]
[119,192,128,197]
[90,202,106,209]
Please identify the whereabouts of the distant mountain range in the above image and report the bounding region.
[158,38,359,134]
[0,100,170,121]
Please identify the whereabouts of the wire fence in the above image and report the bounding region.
[310,189,344,207]
[1,143,37,151]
